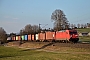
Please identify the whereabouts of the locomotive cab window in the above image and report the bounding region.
[69,31,77,34]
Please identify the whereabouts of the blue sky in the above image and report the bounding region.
[0,0,90,33]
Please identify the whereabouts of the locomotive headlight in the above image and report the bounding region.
[70,35,72,37]
[75,35,77,36]
[75,35,78,36]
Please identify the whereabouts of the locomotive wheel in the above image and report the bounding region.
[69,39,79,43]
[52,40,55,42]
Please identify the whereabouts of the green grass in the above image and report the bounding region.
[76,28,90,42]
[79,36,90,42]
[0,46,90,60]
[76,28,90,33]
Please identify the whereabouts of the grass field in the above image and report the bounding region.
[79,36,90,42]
[76,28,90,42]
[0,46,90,60]
[76,28,90,33]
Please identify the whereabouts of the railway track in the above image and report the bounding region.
[7,41,90,49]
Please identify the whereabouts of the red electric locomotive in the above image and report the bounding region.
[55,29,79,43]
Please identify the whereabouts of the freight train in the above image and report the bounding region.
[7,29,79,43]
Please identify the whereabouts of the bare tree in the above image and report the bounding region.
[81,24,84,28]
[87,23,90,27]
[51,9,69,30]
[23,24,39,34]
[84,24,87,28]
[0,27,7,43]
[32,25,39,33]
[77,23,80,28]
[24,24,33,34]
[73,24,76,28]
[20,29,25,35]
[88,23,90,27]
[70,24,74,29]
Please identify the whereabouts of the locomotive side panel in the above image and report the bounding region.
[56,31,64,40]
[55,30,70,41]
[65,30,71,40]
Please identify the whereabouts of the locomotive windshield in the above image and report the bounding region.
[69,31,77,34]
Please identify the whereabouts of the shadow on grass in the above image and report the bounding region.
[0,55,17,58]
[78,40,90,44]
[22,42,55,51]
